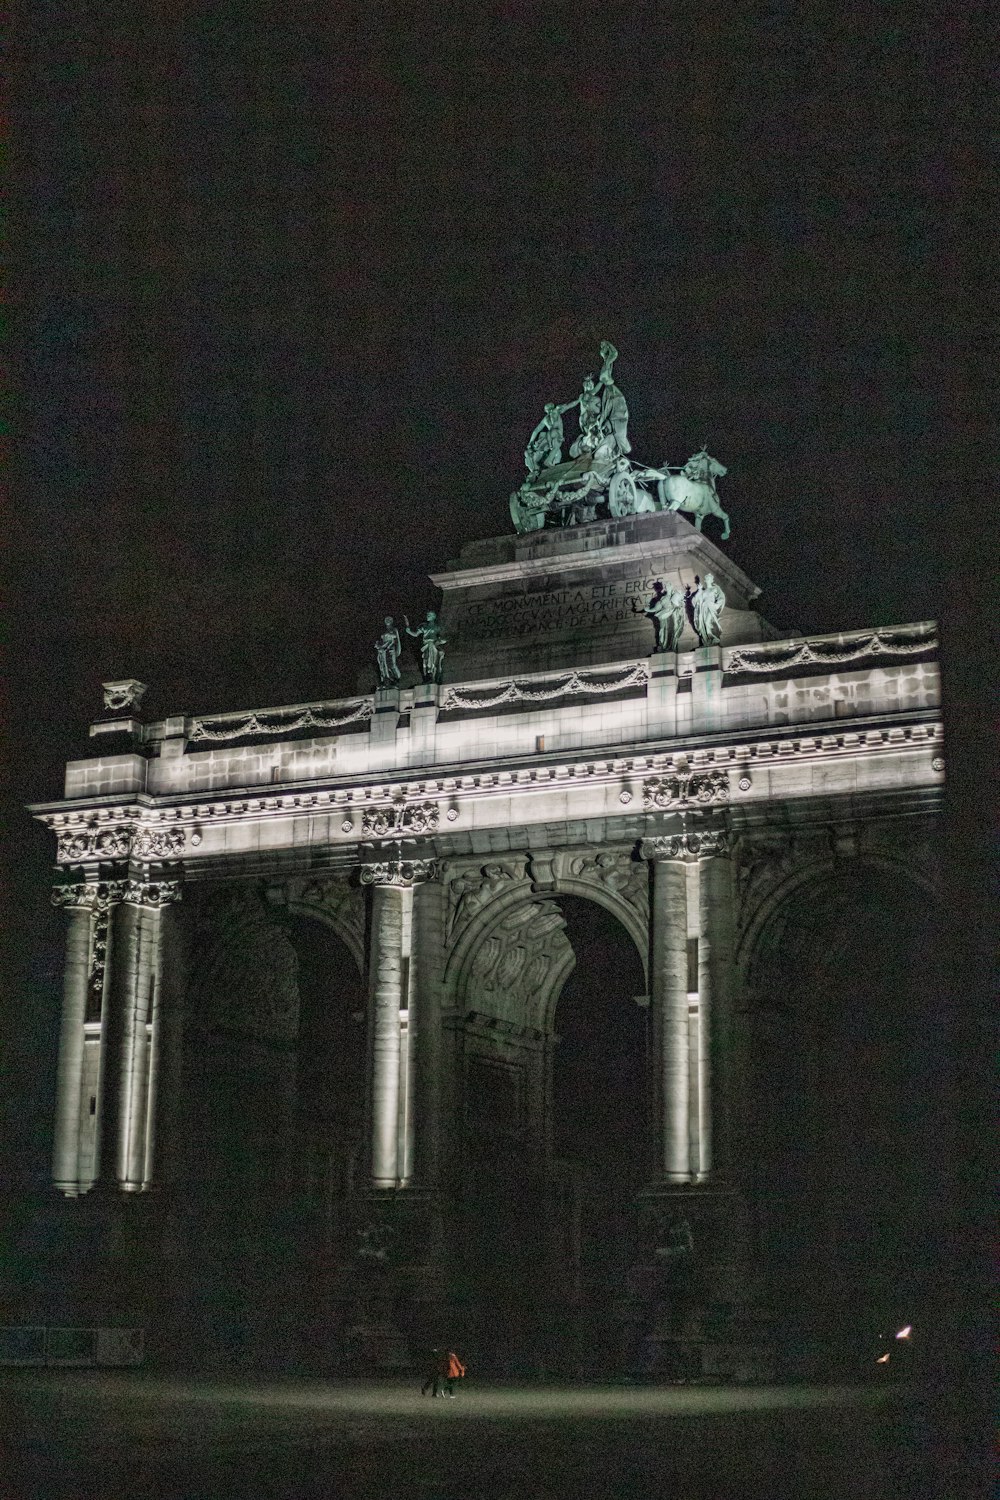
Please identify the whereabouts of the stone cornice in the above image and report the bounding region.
[430,531,762,601]
[31,712,944,841]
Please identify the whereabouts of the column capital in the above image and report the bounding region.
[641,829,729,862]
[52,879,128,912]
[124,878,183,908]
[360,857,437,888]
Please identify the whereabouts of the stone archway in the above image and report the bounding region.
[740,860,939,1353]
[445,859,649,1373]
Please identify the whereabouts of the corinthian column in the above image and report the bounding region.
[100,880,181,1192]
[361,856,437,1190]
[410,874,444,1189]
[698,836,735,1176]
[641,839,692,1183]
[51,886,103,1195]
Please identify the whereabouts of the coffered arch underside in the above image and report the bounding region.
[443,848,649,1033]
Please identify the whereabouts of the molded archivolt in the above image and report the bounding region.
[734,820,941,973]
[733,852,941,1318]
[444,848,649,1032]
[281,876,366,977]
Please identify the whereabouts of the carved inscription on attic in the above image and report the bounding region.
[452,578,669,640]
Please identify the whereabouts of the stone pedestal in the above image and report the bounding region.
[628,1182,768,1379]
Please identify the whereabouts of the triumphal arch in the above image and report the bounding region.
[32,346,942,1374]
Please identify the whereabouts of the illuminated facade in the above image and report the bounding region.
[32,507,942,1372]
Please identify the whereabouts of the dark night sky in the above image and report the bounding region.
[6,5,992,1200]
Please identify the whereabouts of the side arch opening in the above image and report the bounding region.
[741,861,939,1348]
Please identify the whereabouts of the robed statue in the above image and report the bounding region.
[634,579,686,653]
[374,617,402,686]
[597,341,631,456]
[405,610,447,683]
[690,573,726,646]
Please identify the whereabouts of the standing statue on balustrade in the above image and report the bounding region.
[634,579,686,653]
[405,611,447,683]
[690,573,726,646]
[374,617,402,687]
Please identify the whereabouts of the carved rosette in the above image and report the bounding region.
[643,770,729,810]
[641,829,729,860]
[360,858,437,888]
[361,801,440,839]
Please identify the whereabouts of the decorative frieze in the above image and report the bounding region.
[57,826,133,863]
[52,880,128,912]
[641,830,729,860]
[361,800,440,838]
[643,771,729,810]
[55,824,186,865]
[124,879,182,908]
[188,698,373,742]
[441,661,648,713]
[360,857,438,888]
[726,627,935,675]
[132,828,186,859]
[51,876,180,913]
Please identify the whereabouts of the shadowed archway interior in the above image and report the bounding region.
[551,896,647,1356]
[744,864,937,1340]
[461,892,646,1373]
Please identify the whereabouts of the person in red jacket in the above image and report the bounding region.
[441,1349,466,1398]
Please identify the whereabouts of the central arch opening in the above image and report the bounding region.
[460,889,647,1375]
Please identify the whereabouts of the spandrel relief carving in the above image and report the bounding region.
[562,849,649,913]
[443,858,529,942]
[283,876,366,963]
